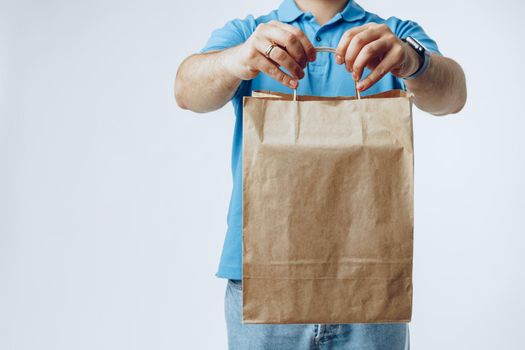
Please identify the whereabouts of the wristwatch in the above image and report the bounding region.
[401,36,431,80]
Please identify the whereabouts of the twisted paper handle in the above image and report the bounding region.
[293,46,361,101]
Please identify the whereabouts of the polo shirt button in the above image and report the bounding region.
[315,35,322,42]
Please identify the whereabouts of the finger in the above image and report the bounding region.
[256,41,304,79]
[255,54,298,89]
[356,48,400,91]
[270,21,316,62]
[261,22,308,67]
[335,24,373,65]
[344,28,384,76]
[366,56,383,71]
[352,38,391,81]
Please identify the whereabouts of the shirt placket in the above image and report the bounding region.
[306,16,327,74]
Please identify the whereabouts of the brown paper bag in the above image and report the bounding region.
[242,89,414,324]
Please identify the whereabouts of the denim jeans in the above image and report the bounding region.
[225,279,409,350]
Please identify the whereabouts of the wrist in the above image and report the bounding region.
[400,36,432,80]
[213,46,244,95]
[399,43,422,79]
[407,44,423,78]
[219,45,242,79]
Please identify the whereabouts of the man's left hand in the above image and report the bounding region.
[335,23,422,92]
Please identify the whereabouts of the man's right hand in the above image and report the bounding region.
[176,21,316,112]
[222,21,316,89]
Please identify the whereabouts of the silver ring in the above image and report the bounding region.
[264,43,276,58]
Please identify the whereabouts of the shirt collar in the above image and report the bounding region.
[340,1,367,22]
[277,0,366,23]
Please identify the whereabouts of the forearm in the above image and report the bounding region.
[404,54,467,116]
[175,47,242,113]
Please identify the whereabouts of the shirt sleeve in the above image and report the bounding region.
[388,17,442,55]
[200,15,257,53]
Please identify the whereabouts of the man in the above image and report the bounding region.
[175,0,466,349]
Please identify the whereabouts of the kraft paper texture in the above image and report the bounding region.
[242,89,414,324]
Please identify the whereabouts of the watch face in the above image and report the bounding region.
[407,36,430,55]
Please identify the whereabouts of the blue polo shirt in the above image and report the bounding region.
[200,0,440,280]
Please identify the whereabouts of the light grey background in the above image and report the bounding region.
[1,0,524,349]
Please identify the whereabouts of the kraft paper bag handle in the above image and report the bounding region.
[292,46,361,101]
